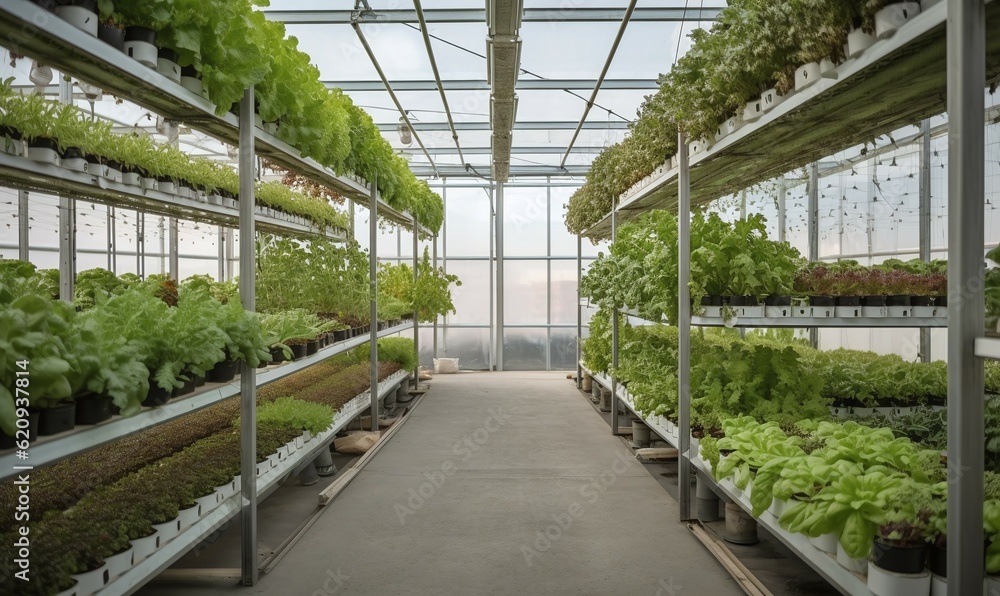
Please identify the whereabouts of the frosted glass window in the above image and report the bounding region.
[503,188,548,257]
[445,188,491,257]
[445,260,492,325]
[550,187,581,257]
[441,327,492,370]
[504,261,548,324]
[550,260,582,325]
[550,329,579,370]
[504,328,547,371]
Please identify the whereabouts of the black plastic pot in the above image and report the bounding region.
[886,295,911,306]
[75,393,112,425]
[936,296,948,307]
[86,153,104,166]
[270,346,287,363]
[306,340,319,356]
[291,343,308,360]
[61,146,84,161]
[142,382,171,407]
[98,22,125,50]
[30,0,58,10]
[37,402,76,436]
[63,0,97,9]
[872,539,927,574]
[809,296,835,307]
[912,296,935,307]
[862,295,886,307]
[0,410,39,449]
[0,125,22,140]
[836,296,862,306]
[724,295,740,306]
[333,329,348,342]
[156,175,175,184]
[927,395,946,407]
[206,358,239,383]
[29,137,59,152]
[929,544,946,576]
[157,47,178,63]
[193,373,206,388]
[172,375,196,398]
[764,295,791,306]
[181,64,201,79]
[124,26,156,45]
[106,160,123,173]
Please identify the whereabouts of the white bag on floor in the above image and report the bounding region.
[433,358,459,374]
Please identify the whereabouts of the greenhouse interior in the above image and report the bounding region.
[0,0,998,594]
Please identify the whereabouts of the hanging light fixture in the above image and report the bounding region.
[28,59,52,91]
[397,116,412,146]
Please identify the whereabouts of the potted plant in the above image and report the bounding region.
[55,0,99,36]
[868,483,934,592]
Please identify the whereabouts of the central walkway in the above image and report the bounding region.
[251,371,740,595]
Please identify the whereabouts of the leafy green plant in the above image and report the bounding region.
[254,396,334,436]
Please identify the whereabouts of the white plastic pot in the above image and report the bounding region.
[225,198,238,210]
[795,62,822,91]
[214,477,238,500]
[195,492,220,516]
[920,0,942,8]
[27,145,60,165]
[847,28,877,58]
[63,157,88,173]
[887,305,910,317]
[158,180,176,194]
[151,517,181,545]
[862,305,886,318]
[767,497,787,518]
[141,177,156,190]
[268,453,280,469]
[177,503,200,531]
[106,166,122,184]
[929,574,945,596]
[264,122,280,135]
[55,5,99,37]
[836,541,869,575]
[208,193,223,205]
[156,57,181,83]
[70,563,109,596]
[829,405,850,420]
[122,171,141,186]
[257,460,270,477]
[809,532,839,554]
[835,305,862,318]
[743,99,764,122]
[180,76,204,96]
[760,88,785,113]
[819,58,838,78]
[724,114,742,136]
[130,532,160,563]
[867,562,930,596]
[124,40,158,68]
[875,2,921,39]
[103,546,133,581]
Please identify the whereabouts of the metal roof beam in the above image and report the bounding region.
[407,164,591,177]
[264,7,723,24]
[326,78,659,91]
[399,146,607,155]
[378,120,630,131]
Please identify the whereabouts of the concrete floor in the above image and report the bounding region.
[145,371,742,595]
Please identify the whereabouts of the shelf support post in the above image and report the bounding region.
[946,0,986,591]
[238,86,258,587]
[777,179,786,244]
[808,162,819,348]
[370,175,380,432]
[58,77,75,301]
[413,213,420,387]
[496,182,505,371]
[919,118,932,363]
[577,233,583,390]
[18,190,28,262]
[168,218,179,281]
[678,129,692,521]
[610,206,620,437]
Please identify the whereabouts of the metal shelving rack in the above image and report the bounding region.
[1,0,435,589]
[574,1,996,593]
